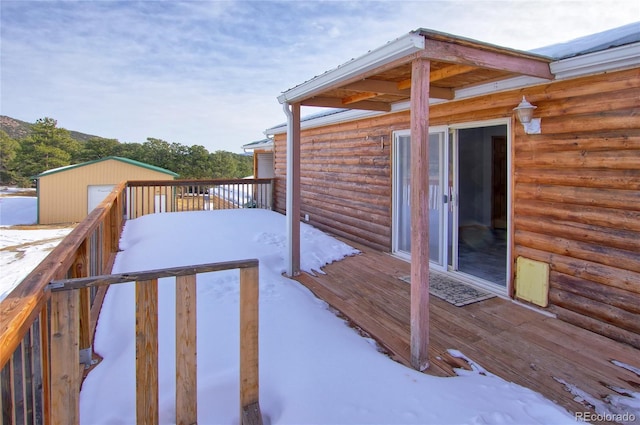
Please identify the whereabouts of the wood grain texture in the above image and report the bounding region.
[49,259,259,291]
[176,275,197,425]
[409,58,431,371]
[136,279,159,425]
[49,290,79,425]
[294,241,640,419]
[239,266,261,424]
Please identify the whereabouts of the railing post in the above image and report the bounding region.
[239,266,262,425]
[72,240,92,368]
[50,289,80,425]
[136,279,159,425]
[176,274,197,425]
[270,179,275,211]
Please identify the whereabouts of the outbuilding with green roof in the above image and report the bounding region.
[34,156,178,224]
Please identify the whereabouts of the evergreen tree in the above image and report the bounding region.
[0,130,19,183]
[75,137,120,162]
[183,145,213,179]
[15,118,80,177]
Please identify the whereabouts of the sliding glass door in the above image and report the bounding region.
[392,129,447,268]
[393,122,509,289]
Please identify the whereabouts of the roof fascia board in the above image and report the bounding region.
[550,42,640,79]
[277,33,425,104]
[417,38,554,79]
[242,141,274,151]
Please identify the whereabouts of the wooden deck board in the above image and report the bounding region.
[294,242,640,419]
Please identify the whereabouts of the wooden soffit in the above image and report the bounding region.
[296,30,553,112]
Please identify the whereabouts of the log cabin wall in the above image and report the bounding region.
[273,67,639,348]
[273,112,410,251]
[510,67,640,349]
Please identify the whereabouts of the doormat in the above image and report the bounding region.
[399,274,495,307]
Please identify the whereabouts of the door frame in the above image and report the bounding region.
[391,118,513,295]
[448,118,512,295]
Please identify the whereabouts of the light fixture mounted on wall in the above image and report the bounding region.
[513,96,541,134]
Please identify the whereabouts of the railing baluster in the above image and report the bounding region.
[176,274,197,425]
[31,317,44,425]
[135,279,159,425]
[40,304,50,425]
[50,289,80,425]
[12,341,24,424]
[240,265,262,425]
[23,329,34,425]
[1,357,12,423]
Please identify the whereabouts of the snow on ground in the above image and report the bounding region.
[81,209,575,425]
[0,189,73,301]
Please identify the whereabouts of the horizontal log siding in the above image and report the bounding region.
[273,67,640,347]
[511,68,640,348]
[274,112,411,250]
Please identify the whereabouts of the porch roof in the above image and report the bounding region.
[276,28,554,111]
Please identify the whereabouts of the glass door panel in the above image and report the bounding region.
[394,134,411,256]
[428,132,444,266]
[392,131,446,266]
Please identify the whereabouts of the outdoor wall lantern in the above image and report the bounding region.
[513,96,541,134]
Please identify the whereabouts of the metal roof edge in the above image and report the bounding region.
[550,42,640,79]
[35,156,179,178]
[242,138,274,151]
[277,32,425,104]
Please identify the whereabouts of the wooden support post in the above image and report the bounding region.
[291,103,301,276]
[136,279,159,425]
[50,290,80,425]
[285,102,301,276]
[409,58,431,371]
[72,240,92,367]
[110,193,120,255]
[239,266,262,425]
[176,274,197,425]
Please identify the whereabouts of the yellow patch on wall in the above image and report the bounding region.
[515,257,550,307]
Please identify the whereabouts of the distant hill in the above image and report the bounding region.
[0,115,101,143]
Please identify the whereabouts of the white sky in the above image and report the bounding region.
[1,1,638,153]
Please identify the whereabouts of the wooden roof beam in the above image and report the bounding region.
[418,39,554,79]
[343,79,410,96]
[344,78,452,100]
[429,64,477,82]
[302,96,391,112]
[342,91,380,105]
[397,79,454,100]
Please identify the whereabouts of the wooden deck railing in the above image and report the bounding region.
[126,178,274,218]
[0,177,270,424]
[48,260,263,425]
[0,181,126,424]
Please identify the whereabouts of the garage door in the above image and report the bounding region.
[88,185,115,214]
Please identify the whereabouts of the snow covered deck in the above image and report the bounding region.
[295,240,640,421]
[80,209,586,424]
